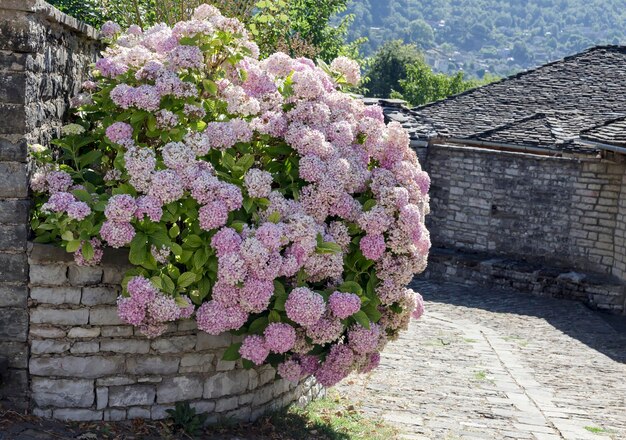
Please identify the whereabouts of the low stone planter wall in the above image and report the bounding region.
[28,243,323,422]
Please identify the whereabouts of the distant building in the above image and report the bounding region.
[369,46,626,314]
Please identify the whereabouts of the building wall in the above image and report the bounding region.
[0,0,100,408]
[424,144,625,275]
[613,172,626,280]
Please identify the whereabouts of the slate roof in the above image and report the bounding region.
[373,46,626,155]
[579,116,626,147]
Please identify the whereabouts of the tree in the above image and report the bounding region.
[392,59,497,106]
[363,40,423,98]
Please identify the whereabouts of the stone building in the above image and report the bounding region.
[371,46,626,314]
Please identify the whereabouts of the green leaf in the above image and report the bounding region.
[267,211,281,224]
[169,224,180,239]
[193,248,209,270]
[71,190,92,203]
[82,240,94,261]
[339,281,363,296]
[185,234,203,249]
[129,233,148,265]
[178,272,197,288]
[243,198,254,213]
[150,276,163,289]
[242,359,255,369]
[61,231,74,241]
[79,150,102,168]
[316,242,342,254]
[222,342,243,361]
[161,274,175,294]
[353,310,371,329]
[268,310,281,323]
[362,199,377,212]
[248,316,268,334]
[222,152,236,170]
[66,240,81,252]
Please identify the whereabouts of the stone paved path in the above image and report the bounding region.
[337,280,626,440]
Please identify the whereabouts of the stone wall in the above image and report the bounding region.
[28,243,323,422]
[424,144,625,274]
[420,144,626,313]
[0,0,100,408]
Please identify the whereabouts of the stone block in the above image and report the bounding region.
[0,252,27,282]
[70,341,99,354]
[179,353,214,373]
[30,286,81,305]
[197,332,231,350]
[0,160,28,199]
[101,339,150,354]
[104,409,126,421]
[108,385,155,407]
[30,355,124,378]
[0,224,27,250]
[68,265,103,285]
[0,200,29,224]
[0,308,28,340]
[102,266,126,284]
[96,387,108,409]
[30,325,65,338]
[128,407,151,419]
[67,327,100,338]
[223,406,251,422]
[126,356,180,375]
[190,400,215,414]
[0,341,27,367]
[31,340,70,354]
[29,264,67,286]
[204,370,249,399]
[81,286,118,305]
[100,326,133,337]
[251,385,274,407]
[96,376,136,387]
[177,319,197,331]
[151,404,175,420]
[32,378,94,407]
[156,376,203,403]
[0,104,25,136]
[30,307,89,325]
[151,335,196,354]
[90,306,124,325]
[0,136,26,162]
[215,396,239,413]
[53,408,103,421]
[0,285,27,307]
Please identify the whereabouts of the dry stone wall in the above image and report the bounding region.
[420,144,626,313]
[0,0,100,408]
[28,243,323,422]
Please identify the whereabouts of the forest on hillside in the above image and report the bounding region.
[342,0,626,78]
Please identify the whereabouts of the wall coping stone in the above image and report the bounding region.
[1,0,99,41]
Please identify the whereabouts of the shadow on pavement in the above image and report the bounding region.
[412,278,626,364]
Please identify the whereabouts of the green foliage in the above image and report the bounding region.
[49,0,360,62]
[342,0,626,78]
[393,58,497,106]
[166,402,208,436]
[362,40,422,98]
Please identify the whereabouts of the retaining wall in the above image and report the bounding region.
[27,243,322,422]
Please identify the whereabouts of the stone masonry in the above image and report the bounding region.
[419,144,626,314]
[27,243,323,422]
[0,0,100,408]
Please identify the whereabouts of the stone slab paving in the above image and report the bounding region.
[337,280,626,440]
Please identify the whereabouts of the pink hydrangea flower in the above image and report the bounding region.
[73,238,104,267]
[105,122,133,145]
[196,300,247,335]
[348,324,380,354]
[360,234,386,261]
[198,202,229,231]
[264,323,296,354]
[285,287,325,327]
[105,194,136,222]
[278,359,303,382]
[100,220,135,248]
[46,171,73,194]
[239,335,270,365]
[412,292,425,320]
[244,168,273,198]
[66,201,91,220]
[328,292,361,319]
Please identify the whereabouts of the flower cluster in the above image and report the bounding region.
[30,4,429,389]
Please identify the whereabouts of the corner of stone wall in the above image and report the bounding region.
[0,1,100,409]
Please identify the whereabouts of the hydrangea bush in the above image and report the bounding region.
[30,4,430,387]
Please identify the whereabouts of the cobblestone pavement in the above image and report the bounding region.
[337,280,626,440]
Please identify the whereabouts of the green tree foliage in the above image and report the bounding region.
[48,0,361,62]
[392,60,497,106]
[341,0,626,78]
[363,40,423,98]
